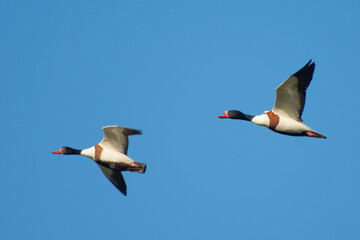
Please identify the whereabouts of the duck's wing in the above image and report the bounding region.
[99,126,142,154]
[98,164,127,195]
[272,60,315,122]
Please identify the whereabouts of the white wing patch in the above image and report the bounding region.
[98,126,142,154]
[273,76,303,121]
[272,60,315,122]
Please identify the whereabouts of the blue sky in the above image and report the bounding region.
[1,0,359,239]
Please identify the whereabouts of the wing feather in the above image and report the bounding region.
[272,60,315,121]
[99,126,142,154]
[98,164,127,195]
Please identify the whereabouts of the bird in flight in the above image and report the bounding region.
[53,126,146,195]
[218,60,326,138]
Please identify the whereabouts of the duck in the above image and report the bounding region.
[218,60,326,139]
[52,126,146,195]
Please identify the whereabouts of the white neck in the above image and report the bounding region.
[251,114,270,127]
[80,146,95,160]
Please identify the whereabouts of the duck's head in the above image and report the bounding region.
[52,146,81,155]
[218,110,254,121]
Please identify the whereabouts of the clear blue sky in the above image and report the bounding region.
[1,1,359,239]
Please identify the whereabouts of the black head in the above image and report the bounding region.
[52,146,81,155]
[218,110,254,121]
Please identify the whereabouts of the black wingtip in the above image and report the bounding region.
[124,128,142,136]
[293,60,316,80]
[120,184,127,196]
[302,59,315,69]
[118,185,127,196]
[306,59,315,68]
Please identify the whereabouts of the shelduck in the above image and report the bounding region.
[52,126,146,195]
[218,60,326,139]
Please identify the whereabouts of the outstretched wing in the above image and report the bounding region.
[99,126,142,154]
[98,164,127,196]
[272,60,315,122]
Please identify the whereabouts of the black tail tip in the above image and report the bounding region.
[142,164,147,174]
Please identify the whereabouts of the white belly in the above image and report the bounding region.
[275,117,312,133]
[252,113,313,134]
[81,146,134,164]
[100,149,134,163]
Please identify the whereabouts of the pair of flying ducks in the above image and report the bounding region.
[53,60,326,195]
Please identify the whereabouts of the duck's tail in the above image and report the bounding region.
[129,161,147,173]
[306,131,327,139]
